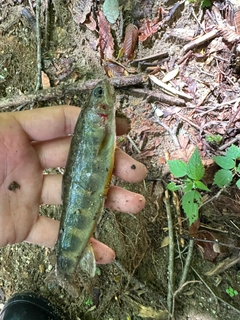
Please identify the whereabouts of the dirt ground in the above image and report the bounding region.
[0,0,240,319]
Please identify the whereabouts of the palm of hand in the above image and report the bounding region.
[0,106,146,264]
[0,114,42,247]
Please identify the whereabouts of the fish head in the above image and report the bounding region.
[90,80,115,122]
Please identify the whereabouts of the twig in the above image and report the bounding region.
[173,192,184,247]
[178,240,194,288]
[35,0,42,91]
[131,51,169,63]
[219,134,240,151]
[163,190,174,315]
[127,135,141,153]
[199,188,223,209]
[149,75,192,100]
[0,74,147,110]
[176,113,201,131]
[130,87,186,106]
[154,116,181,148]
[190,5,203,31]
[198,97,240,116]
[171,280,201,317]
[179,235,240,251]
[182,28,220,53]
[177,50,193,65]
[44,0,50,48]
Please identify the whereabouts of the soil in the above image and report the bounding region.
[0,0,240,319]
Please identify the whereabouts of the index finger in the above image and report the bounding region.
[14,105,79,142]
[14,105,131,142]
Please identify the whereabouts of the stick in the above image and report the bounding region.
[182,28,220,53]
[164,190,174,314]
[35,0,42,91]
[130,88,186,106]
[0,74,148,110]
[154,116,181,148]
[149,75,192,100]
[179,240,194,288]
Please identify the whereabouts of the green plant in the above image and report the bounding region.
[167,148,209,225]
[84,297,93,307]
[205,134,222,144]
[188,0,212,8]
[226,286,238,297]
[213,145,240,188]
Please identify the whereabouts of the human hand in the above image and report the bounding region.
[0,106,147,264]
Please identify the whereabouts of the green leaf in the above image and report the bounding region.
[186,148,204,180]
[167,160,187,177]
[103,0,119,24]
[183,181,194,192]
[238,163,240,173]
[225,145,240,160]
[213,156,235,170]
[213,169,233,187]
[236,179,240,189]
[201,0,212,8]
[194,180,210,191]
[182,190,202,225]
[167,182,181,191]
[205,134,222,144]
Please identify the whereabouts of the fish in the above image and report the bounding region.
[55,79,116,291]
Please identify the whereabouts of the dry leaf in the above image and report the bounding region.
[97,11,114,61]
[122,24,139,61]
[104,59,129,78]
[162,67,179,82]
[72,0,93,24]
[171,143,195,163]
[138,8,163,42]
[85,12,97,31]
[235,9,240,35]
[41,71,50,89]
[160,236,169,248]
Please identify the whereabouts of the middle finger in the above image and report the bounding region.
[41,174,145,214]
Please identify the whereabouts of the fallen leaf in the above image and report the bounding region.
[194,230,219,262]
[72,0,93,24]
[85,12,97,31]
[138,8,163,42]
[161,236,169,248]
[162,67,179,82]
[104,59,129,77]
[122,24,139,61]
[97,11,115,60]
[41,71,50,89]
[171,143,195,163]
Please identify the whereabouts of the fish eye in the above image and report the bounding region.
[94,86,104,98]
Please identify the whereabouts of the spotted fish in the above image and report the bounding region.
[56,80,116,289]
